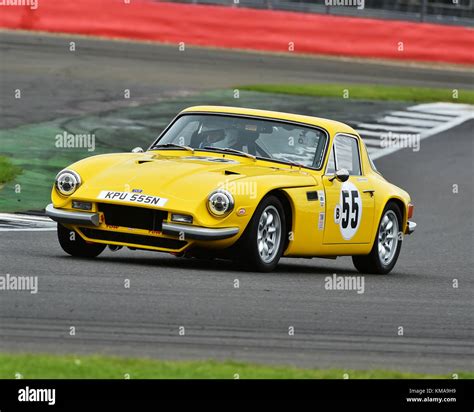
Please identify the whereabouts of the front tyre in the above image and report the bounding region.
[57,223,106,258]
[239,195,286,272]
[352,202,402,275]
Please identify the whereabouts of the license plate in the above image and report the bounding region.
[98,191,168,207]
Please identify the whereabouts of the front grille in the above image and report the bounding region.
[80,227,187,250]
[98,203,167,231]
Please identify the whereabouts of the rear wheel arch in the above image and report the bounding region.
[386,197,406,228]
[370,197,405,246]
[353,201,403,274]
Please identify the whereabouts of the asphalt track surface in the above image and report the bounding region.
[1,31,473,129]
[0,31,473,374]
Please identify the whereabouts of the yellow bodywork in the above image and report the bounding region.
[50,106,412,257]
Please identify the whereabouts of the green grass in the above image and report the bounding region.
[238,84,474,104]
[0,155,21,186]
[0,353,472,379]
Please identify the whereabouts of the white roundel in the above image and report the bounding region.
[335,181,362,240]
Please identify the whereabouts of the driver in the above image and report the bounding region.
[198,128,239,149]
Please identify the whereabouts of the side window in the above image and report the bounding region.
[334,135,361,176]
[326,146,336,174]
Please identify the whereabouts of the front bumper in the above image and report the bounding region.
[406,221,416,235]
[162,222,239,240]
[45,203,99,226]
[45,204,239,240]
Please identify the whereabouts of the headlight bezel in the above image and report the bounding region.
[55,169,82,197]
[207,189,234,217]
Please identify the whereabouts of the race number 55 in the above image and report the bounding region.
[334,181,362,240]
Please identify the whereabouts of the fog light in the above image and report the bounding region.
[171,213,193,224]
[72,201,92,211]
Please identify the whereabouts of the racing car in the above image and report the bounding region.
[46,106,416,273]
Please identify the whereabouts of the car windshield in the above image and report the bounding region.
[152,114,328,169]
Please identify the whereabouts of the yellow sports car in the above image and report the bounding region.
[46,106,416,273]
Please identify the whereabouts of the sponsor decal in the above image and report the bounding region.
[318,212,325,230]
[318,190,325,207]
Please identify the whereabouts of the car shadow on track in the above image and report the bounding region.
[53,253,367,276]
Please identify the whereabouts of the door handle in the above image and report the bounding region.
[363,189,375,197]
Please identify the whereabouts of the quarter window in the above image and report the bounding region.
[333,135,361,176]
[326,146,336,174]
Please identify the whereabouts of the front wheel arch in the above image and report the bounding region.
[264,190,293,253]
[232,194,287,272]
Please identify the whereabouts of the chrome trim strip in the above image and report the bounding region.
[45,204,100,226]
[162,222,239,240]
[406,221,416,234]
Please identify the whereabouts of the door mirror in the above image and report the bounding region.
[131,147,144,153]
[329,168,350,182]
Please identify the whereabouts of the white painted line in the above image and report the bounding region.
[353,102,474,161]
[356,130,386,138]
[388,111,456,121]
[0,213,56,231]
[359,138,382,147]
[356,123,427,132]
[407,102,474,116]
[0,213,51,222]
[370,113,474,160]
[380,116,445,127]
[401,110,457,119]
[0,228,56,232]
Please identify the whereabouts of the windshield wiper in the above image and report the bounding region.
[280,157,305,168]
[203,146,256,160]
[151,143,194,153]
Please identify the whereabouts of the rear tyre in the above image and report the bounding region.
[352,202,402,275]
[238,195,286,272]
[57,223,106,258]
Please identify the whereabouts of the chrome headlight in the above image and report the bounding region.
[55,169,81,196]
[207,189,234,217]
